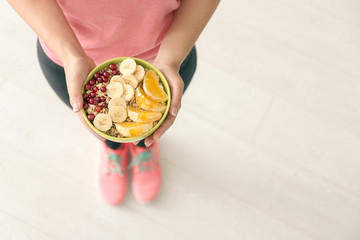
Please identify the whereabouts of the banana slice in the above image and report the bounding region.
[122,74,138,88]
[109,106,127,123]
[134,65,145,82]
[127,106,162,123]
[110,75,126,85]
[114,122,153,138]
[93,113,112,132]
[119,58,137,75]
[123,84,135,102]
[108,96,126,109]
[106,82,124,98]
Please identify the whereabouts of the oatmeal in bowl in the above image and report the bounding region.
[81,57,171,143]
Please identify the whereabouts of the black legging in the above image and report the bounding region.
[36,40,197,148]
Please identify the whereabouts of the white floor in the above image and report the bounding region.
[1,0,360,239]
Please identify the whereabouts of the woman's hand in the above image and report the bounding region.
[63,55,106,141]
[141,61,184,147]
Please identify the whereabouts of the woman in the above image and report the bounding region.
[8,0,220,205]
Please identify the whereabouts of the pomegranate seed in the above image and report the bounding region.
[94,73,100,79]
[85,83,92,91]
[97,77,103,83]
[89,79,96,86]
[94,97,100,102]
[103,77,108,83]
[100,96,106,102]
[112,70,119,75]
[99,69,105,75]
[83,93,89,99]
[89,92,96,98]
[102,102,108,108]
[88,113,95,121]
[109,63,116,70]
[95,106,102,112]
[88,98,95,104]
[100,86,107,92]
[93,100,99,105]
[103,72,109,78]
[83,103,89,109]
[92,86,98,92]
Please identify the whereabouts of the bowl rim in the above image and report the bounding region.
[81,57,171,143]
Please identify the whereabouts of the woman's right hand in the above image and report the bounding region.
[8,0,106,141]
[63,55,106,141]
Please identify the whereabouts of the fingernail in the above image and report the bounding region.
[147,139,155,147]
[171,107,177,116]
[73,103,80,112]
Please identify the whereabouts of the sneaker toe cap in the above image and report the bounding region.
[132,176,161,203]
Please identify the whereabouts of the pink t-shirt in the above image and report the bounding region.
[40,0,181,66]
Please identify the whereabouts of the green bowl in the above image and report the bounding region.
[81,57,171,143]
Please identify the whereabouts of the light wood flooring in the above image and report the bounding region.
[0,0,360,239]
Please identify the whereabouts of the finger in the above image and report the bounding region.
[133,140,140,145]
[76,111,106,141]
[167,74,184,117]
[152,114,176,140]
[144,134,156,147]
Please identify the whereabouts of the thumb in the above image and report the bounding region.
[67,76,84,113]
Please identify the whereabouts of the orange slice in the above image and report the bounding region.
[114,122,153,138]
[127,106,162,123]
[135,87,166,112]
[143,70,168,103]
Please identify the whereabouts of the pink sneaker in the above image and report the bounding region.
[98,142,129,205]
[128,142,162,204]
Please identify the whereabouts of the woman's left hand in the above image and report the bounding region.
[141,61,184,147]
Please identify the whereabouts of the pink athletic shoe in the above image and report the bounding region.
[98,142,129,205]
[128,142,162,204]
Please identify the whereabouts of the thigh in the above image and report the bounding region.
[179,46,197,93]
[37,40,71,109]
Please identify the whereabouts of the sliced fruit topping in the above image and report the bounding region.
[119,58,137,75]
[135,87,166,112]
[123,84,135,102]
[143,70,168,103]
[106,82,124,98]
[122,74,138,88]
[134,65,145,82]
[127,106,162,123]
[93,113,112,131]
[109,106,127,123]
[110,75,125,85]
[108,97,126,109]
[114,122,153,138]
